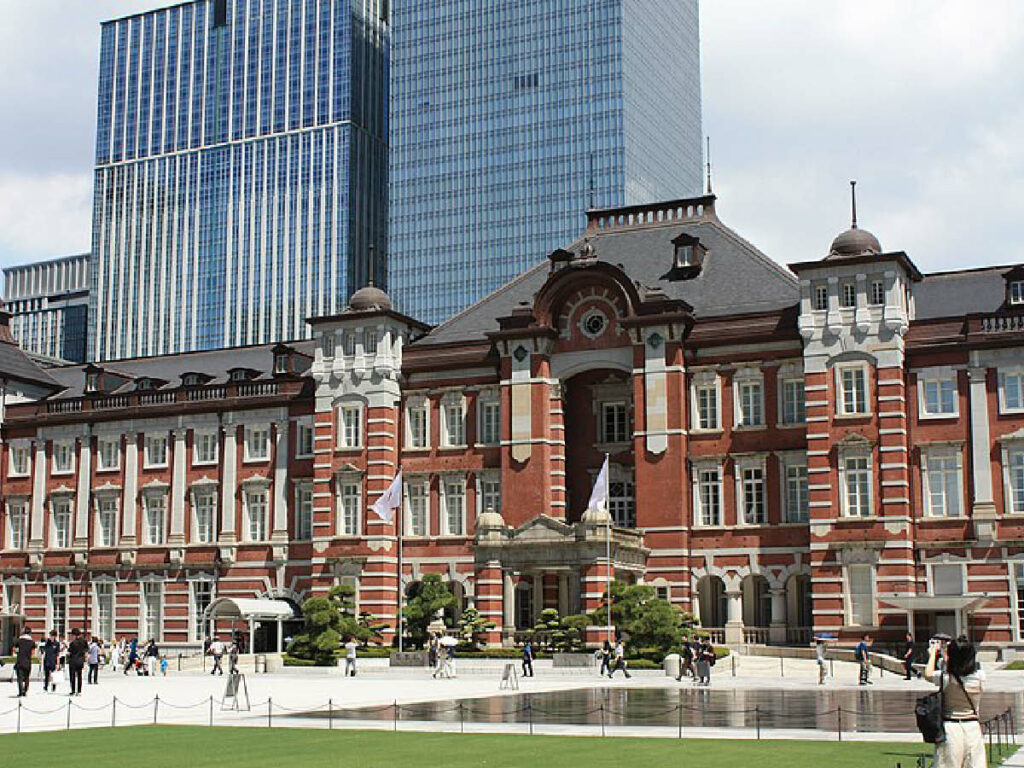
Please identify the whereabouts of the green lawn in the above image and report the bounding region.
[0,726,955,768]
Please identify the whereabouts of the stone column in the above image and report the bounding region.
[768,589,787,645]
[169,429,187,544]
[271,420,290,541]
[557,572,570,617]
[220,425,237,542]
[532,573,543,625]
[968,367,997,519]
[122,435,138,544]
[29,439,47,548]
[474,560,504,647]
[74,433,91,547]
[725,590,744,645]
[502,571,515,644]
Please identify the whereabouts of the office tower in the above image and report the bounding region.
[388,0,704,324]
[89,0,389,361]
[2,254,90,362]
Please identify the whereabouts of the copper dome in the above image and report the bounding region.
[348,285,392,312]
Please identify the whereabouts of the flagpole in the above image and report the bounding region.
[398,475,404,654]
[605,453,612,645]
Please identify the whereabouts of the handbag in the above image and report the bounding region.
[916,672,946,744]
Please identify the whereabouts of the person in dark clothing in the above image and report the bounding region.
[903,632,916,680]
[599,641,612,677]
[41,629,60,692]
[67,628,88,696]
[521,641,535,678]
[14,627,35,697]
[675,635,694,681]
[124,637,138,675]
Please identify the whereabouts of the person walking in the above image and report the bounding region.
[13,627,35,697]
[521,640,535,678]
[228,640,240,675]
[344,636,358,677]
[87,635,102,685]
[609,639,631,679]
[427,633,438,670]
[855,633,873,685]
[144,639,160,677]
[815,636,828,685]
[209,635,226,675]
[675,635,694,681]
[40,629,60,692]
[124,637,138,675]
[67,628,88,696]
[903,633,916,680]
[598,640,612,677]
[925,635,986,768]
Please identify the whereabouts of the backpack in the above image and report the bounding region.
[854,644,864,662]
[915,673,945,744]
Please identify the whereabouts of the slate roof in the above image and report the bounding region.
[47,340,316,399]
[0,337,62,389]
[915,266,1014,320]
[416,217,800,347]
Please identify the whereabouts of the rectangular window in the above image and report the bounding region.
[244,426,270,461]
[923,378,957,416]
[7,501,27,549]
[813,285,828,311]
[932,564,964,596]
[194,493,216,543]
[191,581,213,642]
[94,582,114,641]
[697,468,722,527]
[847,565,874,626]
[1012,281,1024,305]
[443,402,466,446]
[320,332,336,358]
[480,478,501,514]
[785,464,809,523]
[295,420,314,458]
[695,382,720,430]
[600,401,629,443]
[843,456,872,517]
[145,495,167,544]
[339,482,360,536]
[610,479,636,528]
[406,482,428,537]
[442,479,465,536]
[841,282,857,308]
[343,332,356,356]
[145,434,168,468]
[1015,564,1024,640]
[194,432,219,464]
[407,405,428,448]
[1002,371,1024,411]
[295,484,313,539]
[738,381,763,426]
[52,442,73,474]
[142,582,162,641]
[246,489,268,541]
[97,438,119,471]
[363,330,377,355]
[870,279,885,306]
[925,453,962,518]
[337,405,362,448]
[479,401,501,445]
[49,583,68,638]
[740,467,766,525]
[97,498,118,547]
[52,499,72,548]
[9,444,30,476]
[840,367,868,415]
[1008,451,1024,515]
[781,379,806,424]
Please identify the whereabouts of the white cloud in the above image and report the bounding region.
[0,173,93,267]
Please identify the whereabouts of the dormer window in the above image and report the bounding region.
[670,232,704,275]
[86,372,100,393]
[676,244,693,267]
[229,368,254,382]
[136,378,153,392]
[183,374,202,387]
[274,353,289,374]
[1011,281,1024,306]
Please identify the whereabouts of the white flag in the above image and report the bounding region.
[587,456,609,512]
[370,470,403,522]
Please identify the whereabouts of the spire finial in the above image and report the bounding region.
[706,137,713,195]
[368,244,375,287]
[850,180,858,229]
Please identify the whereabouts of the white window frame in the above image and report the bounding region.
[404,478,429,537]
[93,580,116,641]
[52,441,74,475]
[922,447,963,518]
[598,400,630,445]
[845,564,876,627]
[733,368,765,428]
[869,278,885,306]
[243,425,270,463]
[477,395,501,446]
[193,430,219,465]
[5,498,29,550]
[336,403,363,449]
[95,495,119,548]
[813,284,829,311]
[8,442,31,477]
[917,368,959,419]
[48,581,69,638]
[337,479,361,537]
[294,418,314,459]
[405,398,430,449]
[840,281,857,308]
[50,496,73,549]
[441,396,467,448]
[693,463,723,527]
[779,377,806,425]
[189,579,215,643]
[836,363,870,416]
[840,452,874,518]
[141,580,163,641]
[320,331,336,359]
[295,482,314,540]
[362,329,378,356]
[1001,445,1024,516]
[1011,281,1024,306]
[97,437,120,471]
[999,368,1024,414]
[144,434,169,469]
[735,457,767,526]
[143,492,167,545]
[192,491,217,544]
[780,455,809,523]
[477,473,501,515]
[1013,563,1024,642]
[440,476,466,536]
[691,371,721,431]
[243,487,269,542]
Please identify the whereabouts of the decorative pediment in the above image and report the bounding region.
[49,484,75,497]
[835,432,875,449]
[92,482,122,495]
[999,427,1024,444]
[141,479,170,491]
[510,515,575,542]
[240,474,272,487]
[189,476,220,488]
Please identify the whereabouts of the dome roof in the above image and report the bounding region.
[580,506,612,525]
[476,507,505,531]
[827,226,882,261]
[348,285,392,312]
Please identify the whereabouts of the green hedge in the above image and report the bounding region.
[1002,660,1024,671]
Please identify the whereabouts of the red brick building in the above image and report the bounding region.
[3,194,1024,654]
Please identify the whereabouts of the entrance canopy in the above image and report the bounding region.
[206,597,299,622]
[880,596,989,613]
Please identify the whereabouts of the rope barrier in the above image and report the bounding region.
[69,701,114,712]
[19,705,69,716]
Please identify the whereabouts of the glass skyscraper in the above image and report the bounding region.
[2,254,90,363]
[90,0,388,361]
[388,0,703,325]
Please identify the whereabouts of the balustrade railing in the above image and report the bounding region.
[237,382,279,398]
[979,314,1024,333]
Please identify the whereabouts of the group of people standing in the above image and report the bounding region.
[427,633,457,678]
[598,639,632,679]
[673,635,716,686]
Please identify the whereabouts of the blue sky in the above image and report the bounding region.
[1,0,1022,277]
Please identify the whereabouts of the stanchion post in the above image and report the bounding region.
[528,702,534,736]
[600,703,605,738]
[67,699,71,731]
[209,695,213,727]
[154,694,159,725]
[268,697,272,728]
[17,699,21,734]
[837,708,843,742]
[459,702,464,734]
[755,706,761,741]
[111,697,117,728]
[393,700,398,732]
[732,655,736,677]
[830,659,834,679]
[780,657,784,677]
[677,704,683,740]
[328,698,333,731]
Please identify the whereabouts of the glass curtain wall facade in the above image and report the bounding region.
[90,0,388,361]
[2,254,90,362]
[389,0,703,324]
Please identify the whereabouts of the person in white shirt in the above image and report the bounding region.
[344,637,358,677]
[209,636,227,676]
[925,635,986,768]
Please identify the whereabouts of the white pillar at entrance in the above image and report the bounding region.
[502,571,515,643]
[558,572,569,617]
[968,367,997,520]
[169,429,187,544]
[277,619,284,653]
[725,590,744,645]
[220,426,237,541]
[769,589,787,644]
[74,433,91,547]
[271,420,289,540]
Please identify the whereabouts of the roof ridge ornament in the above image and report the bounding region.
[850,180,858,230]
